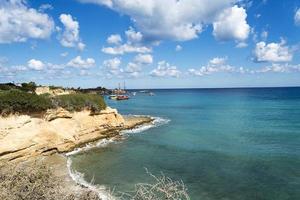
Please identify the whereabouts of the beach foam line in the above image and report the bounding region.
[65,138,116,156]
[66,115,170,156]
[121,115,170,135]
[67,158,115,200]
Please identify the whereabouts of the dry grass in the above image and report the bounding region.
[0,162,100,200]
[115,169,190,200]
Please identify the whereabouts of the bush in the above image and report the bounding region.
[53,93,106,112]
[0,83,18,91]
[0,89,107,116]
[0,90,53,115]
[20,82,37,92]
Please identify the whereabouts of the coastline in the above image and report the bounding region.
[0,107,153,162]
[0,107,154,199]
[65,115,170,199]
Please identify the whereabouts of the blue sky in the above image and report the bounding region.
[0,0,300,89]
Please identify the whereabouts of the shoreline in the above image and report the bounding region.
[0,107,153,162]
[65,115,170,199]
[0,108,156,199]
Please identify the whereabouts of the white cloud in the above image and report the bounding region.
[213,5,250,41]
[255,63,300,73]
[27,59,45,70]
[59,14,85,50]
[103,57,122,75]
[78,42,86,51]
[78,0,113,8]
[102,43,151,55]
[188,57,235,76]
[67,56,95,68]
[261,31,268,40]
[125,27,143,44]
[254,40,293,62]
[60,52,69,57]
[209,57,227,66]
[78,0,240,41]
[295,8,300,26]
[107,34,122,45]
[0,0,54,43]
[125,62,141,74]
[102,27,151,55]
[38,4,53,12]
[236,42,248,48]
[134,54,153,64]
[150,61,181,77]
[175,45,183,51]
[79,69,92,76]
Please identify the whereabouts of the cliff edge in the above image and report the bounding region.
[0,107,152,162]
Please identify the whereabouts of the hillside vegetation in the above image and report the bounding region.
[0,83,106,116]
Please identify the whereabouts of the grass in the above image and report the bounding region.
[53,93,106,113]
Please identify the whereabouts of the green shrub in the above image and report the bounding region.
[52,93,106,112]
[20,82,37,92]
[0,90,106,116]
[0,90,53,115]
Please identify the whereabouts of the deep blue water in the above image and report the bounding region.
[70,88,300,200]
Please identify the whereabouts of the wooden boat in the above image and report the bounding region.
[116,95,129,100]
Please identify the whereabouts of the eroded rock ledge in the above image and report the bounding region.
[0,107,152,162]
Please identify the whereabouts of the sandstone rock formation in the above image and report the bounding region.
[35,86,76,96]
[0,107,152,162]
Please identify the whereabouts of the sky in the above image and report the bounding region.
[0,0,300,89]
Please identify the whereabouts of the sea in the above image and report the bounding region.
[68,87,300,200]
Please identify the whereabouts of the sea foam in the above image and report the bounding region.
[67,159,115,200]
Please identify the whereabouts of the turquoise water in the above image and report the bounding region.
[70,88,300,199]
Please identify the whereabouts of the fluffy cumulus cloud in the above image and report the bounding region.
[59,14,85,50]
[123,54,153,77]
[134,54,153,64]
[213,5,250,41]
[107,34,122,45]
[295,8,300,26]
[27,59,45,70]
[254,40,293,62]
[188,57,235,76]
[125,62,141,77]
[67,56,95,68]
[0,0,54,43]
[103,57,122,75]
[209,57,227,65]
[150,61,181,77]
[78,0,245,42]
[102,28,152,55]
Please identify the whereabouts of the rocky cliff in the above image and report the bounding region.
[0,107,152,162]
